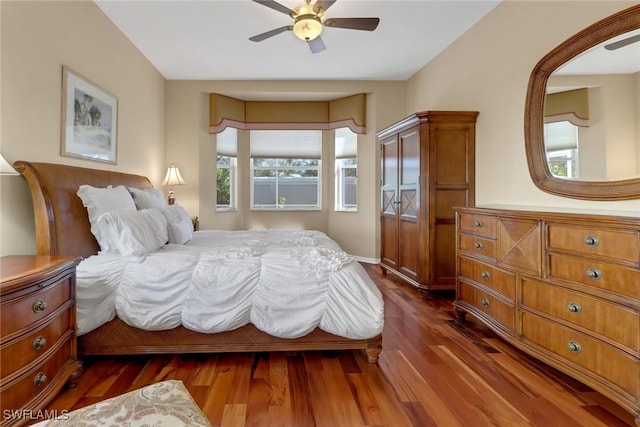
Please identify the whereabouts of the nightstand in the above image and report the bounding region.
[0,256,83,426]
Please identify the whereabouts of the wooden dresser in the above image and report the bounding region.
[0,256,82,426]
[453,205,640,424]
[378,111,477,294]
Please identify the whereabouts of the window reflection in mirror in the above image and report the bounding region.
[544,121,579,179]
[543,27,640,182]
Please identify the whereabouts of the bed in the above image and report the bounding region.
[14,161,383,363]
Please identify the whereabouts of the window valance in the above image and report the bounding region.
[544,88,590,127]
[209,93,366,134]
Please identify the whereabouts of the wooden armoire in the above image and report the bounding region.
[378,111,478,294]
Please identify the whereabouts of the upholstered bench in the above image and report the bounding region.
[33,380,211,426]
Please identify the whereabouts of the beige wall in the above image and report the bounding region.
[165,81,405,260]
[406,0,640,214]
[0,0,166,256]
[2,1,639,259]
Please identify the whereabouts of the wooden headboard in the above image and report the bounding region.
[14,161,153,258]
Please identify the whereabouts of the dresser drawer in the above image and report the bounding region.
[0,309,72,379]
[0,337,73,412]
[458,281,515,333]
[0,277,73,339]
[459,234,496,261]
[521,312,639,398]
[459,213,497,238]
[521,278,639,353]
[547,224,640,264]
[458,256,516,300]
[548,254,639,299]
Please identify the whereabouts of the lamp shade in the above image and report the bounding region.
[161,164,185,187]
[0,154,18,175]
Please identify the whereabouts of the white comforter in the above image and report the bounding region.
[76,229,384,340]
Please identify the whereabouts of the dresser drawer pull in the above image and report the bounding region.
[567,302,582,314]
[481,271,490,280]
[33,336,47,350]
[481,298,490,307]
[475,242,484,250]
[567,341,582,353]
[33,372,47,387]
[32,300,47,313]
[474,220,483,228]
[584,235,599,247]
[586,267,601,280]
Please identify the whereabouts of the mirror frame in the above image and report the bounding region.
[524,5,640,200]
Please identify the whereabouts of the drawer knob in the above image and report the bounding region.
[567,302,582,314]
[32,300,47,313]
[481,298,490,307]
[584,235,599,247]
[567,341,582,353]
[33,372,47,387]
[475,242,484,250]
[481,271,490,280]
[33,336,47,350]
[586,267,601,280]
[474,220,483,227]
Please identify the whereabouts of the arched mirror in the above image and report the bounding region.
[524,5,640,200]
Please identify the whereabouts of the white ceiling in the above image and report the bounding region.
[94,0,501,81]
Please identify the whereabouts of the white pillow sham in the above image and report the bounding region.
[77,185,137,252]
[156,205,193,244]
[95,209,168,258]
[128,187,166,209]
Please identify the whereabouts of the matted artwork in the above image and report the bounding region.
[61,66,118,164]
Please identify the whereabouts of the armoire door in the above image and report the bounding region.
[397,126,420,281]
[380,134,399,270]
[380,126,421,282]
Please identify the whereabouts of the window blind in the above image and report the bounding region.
[335,128,357,159]
[217,127,237,156]
[250,130,322,159]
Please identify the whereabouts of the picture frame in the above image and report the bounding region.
[61,66,118,164]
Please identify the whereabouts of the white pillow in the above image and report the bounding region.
[77,185,137,252]
[156,205,193,244]
[168,220,193,245]
[128,187,166,209]
[95,209,168,257]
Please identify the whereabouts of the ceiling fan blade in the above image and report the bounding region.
[308,36,326,54]
[324,17,380,31]
[249,25,293,42]
[313,0,337,14]
[252,0,295,17]
[604,34,640,50]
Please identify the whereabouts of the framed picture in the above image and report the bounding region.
[61,66,118,164]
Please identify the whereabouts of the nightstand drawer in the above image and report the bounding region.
[0,277,73,340]
[0,310,72,379]
[459,234,496,261]
[547,223,639,264]
[0,337,73,412]
[458,256,515,300]
[548,254,639,299]
[459,213,497,237]
[458,281,515,333]
[521,277,639,353]
[521,311,639,398]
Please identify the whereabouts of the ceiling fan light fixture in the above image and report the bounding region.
[293,15,323,41]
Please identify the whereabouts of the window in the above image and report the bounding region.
[250,130,322,210]
[216,127,237,210]
[544,121,579,179]
[335,128,357,211]
[547,148,578,179]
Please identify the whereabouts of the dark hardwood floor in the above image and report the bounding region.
[43,263,635,426]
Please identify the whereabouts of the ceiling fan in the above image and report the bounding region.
[249,0,380,54]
